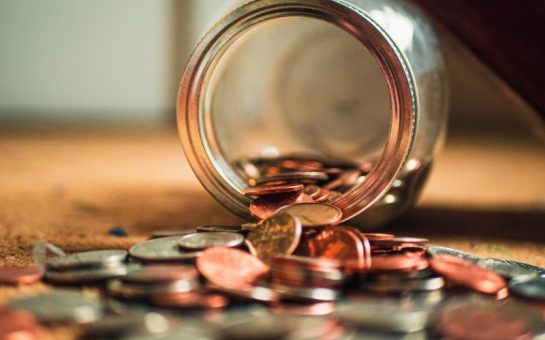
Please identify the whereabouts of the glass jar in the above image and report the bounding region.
[177,0,448,228]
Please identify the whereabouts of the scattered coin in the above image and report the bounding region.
[361,233,395,241]
[369,254,429,272]
[0,266,43,285]
[129,236,201,262]
[429,255,506,295]
[196,247,269,290]
[278,203,343,227]
[45,265,128,283]
[0,308,43,340]
[151,292,228,310]
[509,275,545,301]
[363,275,445,293]
[47,249,127,271]
[477,258,545,279]
[246,213,302,263]
[178,232,245,250]
[196,225,248,233]
[273,283,340,302]
[426,246,480,263]
[8,290,103,324]
[150,230,194,239]
[121,264,198,284]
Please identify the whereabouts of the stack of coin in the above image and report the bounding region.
[44,249,129,284]
[107,264,199,301]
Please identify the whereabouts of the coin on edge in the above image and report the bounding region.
[178,232,245,250]
[47,249,128,270]
[196,247,269,290]
[246,213,302,263]
[278,203,342,227]
[509,275,545,301]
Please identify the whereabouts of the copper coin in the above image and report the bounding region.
[369,254,429,272]
[0,309,41,339]
[121,264,198,284]
[278,159,324,171]
[0,266,43,285]
[323,169,361,190]
[196,247,269,290]
[430,255,506,294]
[361,233,395,241]
[271,302,335,316]
[152,292,228,310]
[301,185,321,199]
[245,213,302,263]
[249,192,314,219]
[436,302,533,339]
[244,183,304,196]
[278,203,343,228]
[370,237,429,251]
[298,227,367,270]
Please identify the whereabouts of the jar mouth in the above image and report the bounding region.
[177,0,417,222]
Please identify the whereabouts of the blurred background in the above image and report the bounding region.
[1,0,543,133]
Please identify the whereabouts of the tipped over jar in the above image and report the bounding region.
[177,0,448,228]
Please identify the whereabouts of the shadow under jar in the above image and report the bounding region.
[177,0,448,228]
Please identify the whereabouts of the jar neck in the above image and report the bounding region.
[177,0,417,222]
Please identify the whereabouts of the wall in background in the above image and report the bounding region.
[0,0,541,135]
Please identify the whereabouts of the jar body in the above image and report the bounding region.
[178,0,448,228]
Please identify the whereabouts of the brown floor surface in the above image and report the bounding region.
[0,125,543,338]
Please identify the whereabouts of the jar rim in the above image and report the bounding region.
[177,0,417,222]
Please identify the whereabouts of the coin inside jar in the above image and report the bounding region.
[177,232,245,250]
[277,203,342,227]
[244,183,304,196]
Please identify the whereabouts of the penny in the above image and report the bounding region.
[0,309,42,340]
[278,203,342,227]
[301,184,321,199]
[271,255,345,288]
[129,236,201,262]
[298,227,369,271]
[369,254,429,272]
[196,247,269,290]
[196,225,248,233]
[9,290,103,324]
[426,246,480,263]
[47,249,127,271]
[45,265,128,283]
[509,275,545,301]
[271,302,335,316]
[245,213,301,263]
[323,169,361,190]
[121,264,198,284]
[370,237,429,250]
[278,159,324,171]
[252,171,328,186]
[209,284,278,304]
[0,266,43,285]
[244,183,304,196]
[477,258,545,279]
[178,232,245,250]
[151,292,228,310]
[249,192,314,219]
[429,255,506,294]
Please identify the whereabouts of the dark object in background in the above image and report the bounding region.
[414,0,545,117]
[108,226,128,237]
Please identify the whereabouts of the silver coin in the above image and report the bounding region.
[129,236,201,262]
[426,246,479,263]
[272,283,340,302]
[8,290,103,324]
[334,299,430,333]
[253,171,329,185]
[45,265,128,283]
[177,232,244,250]
[363,275,445,293]
[107,279,198,300]
[509,275,545,301]
[47,249,128,270]
[196,225,247,233]
[477,258,545,279]
[220,316,296,340]
[211,285,278,304]
[277,203,342,227]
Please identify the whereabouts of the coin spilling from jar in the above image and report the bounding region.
[2,156,545,339]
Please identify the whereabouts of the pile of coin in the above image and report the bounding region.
[1,154,544,338]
